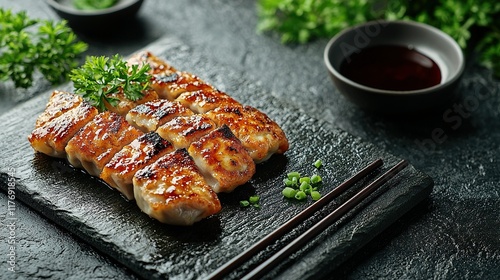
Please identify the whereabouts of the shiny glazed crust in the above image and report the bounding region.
[176,88,240,113]
[101,132,175,200]
[188,125,256,193]
[156,115,217,149]
[65,111,143,176]
[133,149,221,226]
[28,101,98,158]
[126,99,193,132]
[205,105,289,163]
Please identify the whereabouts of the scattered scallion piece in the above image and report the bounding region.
[299,181,310,193]
[299,176,310,184]
[311,174,322,184]
[311,191,321,201]
[313,159,323,169]
[294,191,307,200]
[283,178,296,187]
[240,195,261,208]
[240,200,250,207]
[282,187,297,198]
[281,160,324,201]
[287,171,301,180]
[249,195,260,204]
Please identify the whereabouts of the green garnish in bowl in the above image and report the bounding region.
[73,0,118,11]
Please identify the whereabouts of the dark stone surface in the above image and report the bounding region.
[0,0,498,279]
[0,37,431,279]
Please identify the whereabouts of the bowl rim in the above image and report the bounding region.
[46,0,142,16]
[324,19,465,96]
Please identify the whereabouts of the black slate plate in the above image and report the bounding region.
[0,37,433,279]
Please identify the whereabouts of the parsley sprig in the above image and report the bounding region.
[0,9,88,88]
[70,54,151,111]
[257,0,500,77]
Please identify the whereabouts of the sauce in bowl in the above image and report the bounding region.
[339,45,441,91]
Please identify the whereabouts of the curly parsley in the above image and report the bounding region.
[70,54,151,111]
[257,0,500,77]
[0,8,88,88]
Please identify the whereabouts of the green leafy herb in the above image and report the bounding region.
[257,0,500,77]
[0,8,87,88]
[69,54,151,111]
[73,0,118,11]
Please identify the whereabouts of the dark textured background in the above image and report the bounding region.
[0,0,499,279]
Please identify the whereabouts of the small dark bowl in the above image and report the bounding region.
[324,20,464,114]
[46,0,144,31]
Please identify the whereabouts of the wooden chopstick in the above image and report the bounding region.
[206,158,384,280]
[241,159,409,280]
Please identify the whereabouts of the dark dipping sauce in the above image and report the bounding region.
[339,45,441,91]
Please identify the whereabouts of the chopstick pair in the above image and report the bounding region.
[207,158,409,280]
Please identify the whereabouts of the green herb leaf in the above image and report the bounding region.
[0,8,87,89]
[257,0,500,77]
[69,54,151,111]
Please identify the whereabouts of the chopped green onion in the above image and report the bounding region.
[240,200,250,207]
[311,191,321,201]
[299,177,310,184]
[241,195,261,208]
[311,174,322,184]
[299,181,310,192]
[282,162,325,201]
[287,171,301,179]
[294,191,307,200]
[284,178,297,187]
[282,187,297,198]
[249,195,260,204]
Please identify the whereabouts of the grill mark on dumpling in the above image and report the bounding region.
[100,131,174,199]
[141,132,174,158]
[65,111,143,176]
[176,88,240,114]
[154,72,178,83]
[126,99,194,132]
[187,125,256,193]
[28,100,99,158]
[156,115,217,149]
[35,90,82,128]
